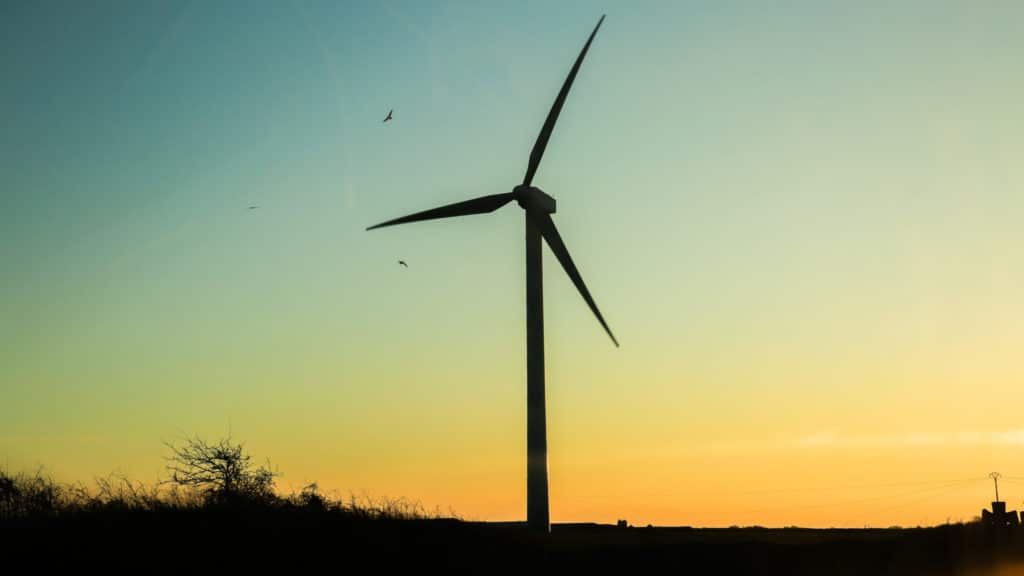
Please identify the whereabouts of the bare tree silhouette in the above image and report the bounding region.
[163,435,277,504]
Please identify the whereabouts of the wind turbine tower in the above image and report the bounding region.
[367,16,616,533]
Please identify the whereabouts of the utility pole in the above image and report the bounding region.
[990,472,1001,502]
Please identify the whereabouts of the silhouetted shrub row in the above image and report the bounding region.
[0,435,446,522]
[5,437,1023,575]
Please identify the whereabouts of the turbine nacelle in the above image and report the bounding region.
[514,185,556,214]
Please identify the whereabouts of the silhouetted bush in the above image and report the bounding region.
[0,437,448,522]
[163,435,278,506]
[296,482,327,510]
[0,468,63,518]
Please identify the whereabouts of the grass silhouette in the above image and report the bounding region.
[2,437,1023,574]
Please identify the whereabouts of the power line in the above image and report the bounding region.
[740,477,986,496]
[825,478,986,511]
[845,478,984,527]
[743,477,987,515]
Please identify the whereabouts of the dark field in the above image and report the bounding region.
[4,453,1020,573]
[6,510,1024,574]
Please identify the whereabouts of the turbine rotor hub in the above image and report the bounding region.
[513,185,557,214]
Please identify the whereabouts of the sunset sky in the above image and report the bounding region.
[2,0,1023,527]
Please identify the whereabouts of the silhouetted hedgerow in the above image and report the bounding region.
[4,438,1024,574]
[0,435,448,522]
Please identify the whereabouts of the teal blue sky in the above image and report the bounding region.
[2,1,1023,526]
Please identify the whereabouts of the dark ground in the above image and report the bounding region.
[5,510,1024,574]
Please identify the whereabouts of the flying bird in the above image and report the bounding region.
[367,15,612,534]
[248,205,260,210]
[398,260,408,268]
[383,109,393,123]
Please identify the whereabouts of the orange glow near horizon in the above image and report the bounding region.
[3,1,1024,528]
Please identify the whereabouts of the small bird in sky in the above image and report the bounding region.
[398,260,408,268]
[248,205,260,210]
[383,109,393,123]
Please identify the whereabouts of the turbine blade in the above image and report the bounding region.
[531,211,618,347]
[522,15,605,187]
[366,193,515,231]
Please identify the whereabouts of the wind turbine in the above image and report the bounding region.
[367,15,616,533]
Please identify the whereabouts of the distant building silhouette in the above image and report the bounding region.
[981,501,1019,528]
